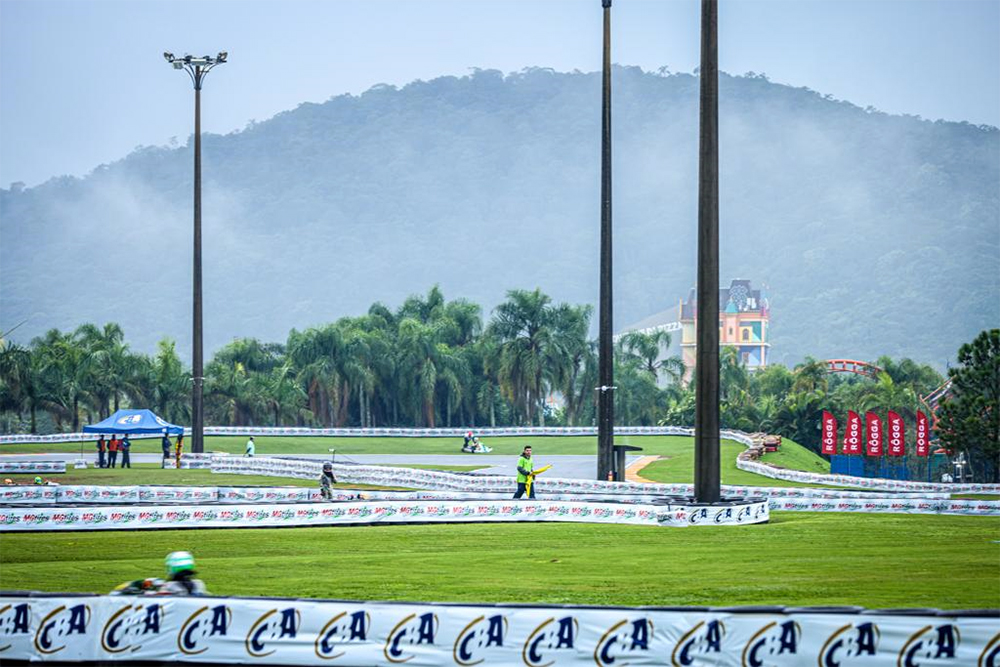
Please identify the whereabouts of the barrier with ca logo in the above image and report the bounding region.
[0,593,997,665]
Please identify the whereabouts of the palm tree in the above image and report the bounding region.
[617,328,680,382]
[33,328,91,432]
[288,325,345,427]
[489,288,557,426]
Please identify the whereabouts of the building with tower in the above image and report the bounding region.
[679,279,770,381]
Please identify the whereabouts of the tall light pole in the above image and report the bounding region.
[164,51,227,454]
[597,0,615,481]
[694,0,721,503]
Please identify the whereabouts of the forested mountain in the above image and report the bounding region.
[2,67,997,368]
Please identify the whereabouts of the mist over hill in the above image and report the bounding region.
[2,67,997,369]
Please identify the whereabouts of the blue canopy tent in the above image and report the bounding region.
[83,409,184,435]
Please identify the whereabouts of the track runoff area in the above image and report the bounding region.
[1,430,998,666]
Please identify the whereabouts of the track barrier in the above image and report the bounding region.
[5,425,998,493]
[0,593,996,665]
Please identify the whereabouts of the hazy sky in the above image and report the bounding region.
[1,0,997,187]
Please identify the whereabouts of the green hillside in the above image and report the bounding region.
[2,68,996,368]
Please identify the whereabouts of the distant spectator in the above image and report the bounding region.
[161,430,172,468]
[319,461,337,500]
[108,435,120,468]
[120,434,132,469]
[175,434,184,468]
[97,435,107,469]
[245,436,255,457]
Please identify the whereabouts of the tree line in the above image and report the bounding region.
[2,287,992,475]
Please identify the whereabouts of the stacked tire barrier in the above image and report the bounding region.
[0,593,996,665]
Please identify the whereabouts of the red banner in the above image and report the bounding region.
[915,410,929,457]
[821,411,837,455]
[844,410,862,455]
[887,410,905,456]
[865,411,883,456]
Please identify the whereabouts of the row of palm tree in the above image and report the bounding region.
[0,286,945,456]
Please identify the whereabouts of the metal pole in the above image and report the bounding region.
[597,0,615,481]
[694,0,720,503]
[192,77,204,454]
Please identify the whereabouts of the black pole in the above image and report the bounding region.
[192,78,204,454]
[694,0,720,503]
[597,0,615,481]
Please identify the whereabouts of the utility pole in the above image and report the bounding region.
[164,51,227,454]
[597,0,615,481]
[694,0,721,503]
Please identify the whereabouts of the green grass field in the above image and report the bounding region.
[639,441,832,488]
[3,435,995,608]
[2,514,997,608]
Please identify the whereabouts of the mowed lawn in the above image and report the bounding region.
[2,513,997,609]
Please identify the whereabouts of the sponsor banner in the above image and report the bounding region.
[0,594,996,665]
[916,410,930,457]
[1,425,757,446]
[736,458,1000,494]
[0,460,66,474]
[0,481,955,508]
[887,410,906,456]
[218,487,321,504]
[770,497,999,515]
[821,411,837,455]
[844,411,863,455]
[163,453,213,470]
[866,411,884,457]
[4,498,757,531]
[0,486,58,504]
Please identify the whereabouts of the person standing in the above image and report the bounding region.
[96,435,107,469]
[513,445,535,499]
[120,434,132,469]
[175,434,184,468]
[319,462,337,500]
[107,435,119,468]
[245,436,255,457]
[161,430,172,468]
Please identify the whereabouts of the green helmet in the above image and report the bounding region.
[165,551,195,575]
[34,476,43,485]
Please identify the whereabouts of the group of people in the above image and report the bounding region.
[95,431,185,469]
[95,434,133,468]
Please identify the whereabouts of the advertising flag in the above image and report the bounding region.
[821,411,837,455]
[865,411,883,456]
[844,410,862,455]
[887,410,905,456]
[915,410,929,457]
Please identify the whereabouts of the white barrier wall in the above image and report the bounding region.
[0,460,66,474]
[0,482,959,506]
[0,594,996,665]
[734,457,1000,493]
[6,425,999,493]
[213,457,1000,515]
[0,498,775,531]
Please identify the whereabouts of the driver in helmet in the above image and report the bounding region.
[160,551,208,596]
[320,462,337,500]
